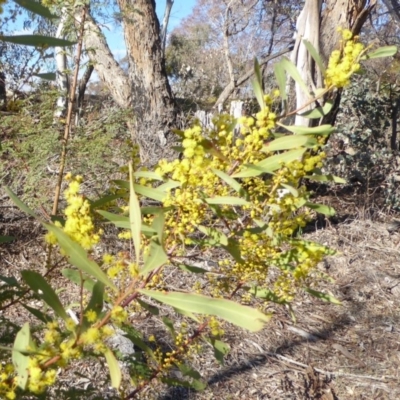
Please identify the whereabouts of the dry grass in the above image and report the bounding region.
[1,194,400,399]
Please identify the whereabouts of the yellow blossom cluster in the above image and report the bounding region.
[325,28,365,88]
[45,174,102,249]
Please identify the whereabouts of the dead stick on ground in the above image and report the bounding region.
[265,352,396,382]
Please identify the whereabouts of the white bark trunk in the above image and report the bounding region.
[291,0,322,127]
[160,0,174,54]
[54,8,69,119]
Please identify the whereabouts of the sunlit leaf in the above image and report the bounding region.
[211,169,243,194]
[133,184,165,202]
[104,347,122,389]
[278,122,335,136]
[12,323,31,389]
[304,174,346,183]
[302,39,326,75]
[299,100,333,119]
[251,58,265,109]
[262,135,315,152]
[133,170,164,181]
[129,163,142,265]
[44,224,117,291]
[139,290,271,332]
[274,62,287,101]
[4,187,38,219]
[280,57,310,97]
[141,240,168,276]
[361,45,397,60]
[204,196,250,206]
[304,202,335,216]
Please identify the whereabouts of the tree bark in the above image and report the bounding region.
[117,0,176,162]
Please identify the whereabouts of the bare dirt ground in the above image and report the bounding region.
[1,192,400,400]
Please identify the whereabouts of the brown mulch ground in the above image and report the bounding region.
[1,195,400,399]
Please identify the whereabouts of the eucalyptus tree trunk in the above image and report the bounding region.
[292,0,376,127]
[54,9,69,119]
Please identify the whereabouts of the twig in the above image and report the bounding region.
[265,352,396,382]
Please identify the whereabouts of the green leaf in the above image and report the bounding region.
[252,58,265,109]
[161,377,206,391]
[0,275,20,287]
[1,35,75,47]
[274,62,287,101]
[157,180,181,192]
[178,363,202,380]
[129,163,142,265]
[151,212,165,243]
[61,268,95,292]
[141,240,168,276]
[13,0,57,19]
[211,169,243,194]
[133,184,165,202]
[222,238,244,264]
[162,316,176,339]
[177,264,208,274]
[204,196,250,206]
[299,100,333,119]
[302,39,326,75]
[33,72,56,81]
[281,183,298,197]
[44,224,117,291]
[0,235,14,244]
[262,135,315,152]
[304,174,346,183]
[4,186,38,219]
[21,270,69,321]
[279,57,310,97]
[209,338,230,365]
[104,347,122,389]
[304,288,341,305]
[361,45,397,60]
[12,323,31,390]
[133,170,164,181]
[97,210,156,236]
[84,282,104,321]
[90,194,122,209]
[233,148,306,178]
[22,304,52,323]
[197,225,228,246]
[139,290,271,332]
[278,123,335,136]
[136,299,159,315]
[304,202,336,216]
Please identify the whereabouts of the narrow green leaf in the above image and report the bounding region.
[262,135,314,152]
[178,363,202,380]
[4,187,38,218]
[304,202,336,216]
[22,304,52,323]
[204,196,250,206]
[0,235,15,243]
[33,72,56,81]
[136,299,159,315]
[61,268,95,292]
[139,290,271,332]
[21,270,69,321]
[222,239,244,264]
[233,148,306,178]
[281,183,298,197]
[104,347,122,389]
[13,0,57,19]
[44,224,117,291]
[274,62,287,101]
[0,275,20,287]
[211,169,243,194]
[157,180,181,191]
[304,174,346,183]
[302,39,326,75]
[280,57,310,97]
[133,170,164,181]
[90,194,122,209]
[299,100,333,119]
[141,240,168,276]
[133,184,165,202]
[0,35,75,47]
[177,264,208,274]
[141,206,172,215]
[129,163,142,265]
[278,122,335,136]
[84,282,104,319]
[12,323,31,390]
[197,225,228,246]
[151,212,165,243]
[304,288,341,305]
[162,316,176,339]
[361,45,397,60]
[209,338,230,365]
[252,58,265,109]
